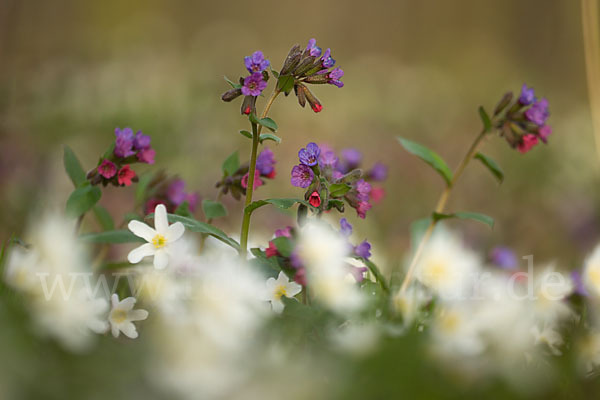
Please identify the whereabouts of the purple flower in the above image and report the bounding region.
[328,67,344,88]
[519,84,536,105]
[167,179,186,205]
[354,240,371,259]
[133,131,151,150]
[275,226,292,238]
[538,125,552,143]
[290,164,314,188]
[490,246,518,270]
[369,162,388,181]
[256,148,276,177]
[571,270,589,297]
[340,218,353,237]
[355,179,372,202]
[184,192,200,212]
[319,150,338,167]
[341,148,362,167]
[298,142,321,166]
[114,127,136,158]
[244,51,270,73]
[98,159,117,179]
[306,38,322,57]
[321,48,336,68]
[137,148,155,164]
[332,170,344,180]
[525,98,550,125]
[241,73,267,97]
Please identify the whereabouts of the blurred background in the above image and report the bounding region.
[1,0,599,398]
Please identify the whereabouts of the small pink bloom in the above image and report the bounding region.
[370,187,385,203]
[265,169,277,179]
[518,134,539,154]
[538,125,552,143]
[308,191,321,208]
[117,165,136,186]
[275,226,292,238]
[145,198,168,215]
[137,148,156,164]
[265,241,278,258]
[294,267,307,286]
[356,201,372,219]
[241,170,264,190]
[98,159,117,179]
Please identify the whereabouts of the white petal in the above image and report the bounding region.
[127,243,155,264]
[286,281,302,297]
[129,309,149,321]
[119,297,137,311]
[166,222,185,242]
[111,293,119,308]
[276,271,289,284]
[111,325,120,338]
[128,220,156,242]
[154,204,169,235]
[272,299,285,314]
[121,322,139,339]
[153,249,169,270]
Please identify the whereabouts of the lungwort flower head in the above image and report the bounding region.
[244,50,270,73]
[298,142,321,166]
[127,204,185,269]
[290,164,314,188]
[242,72,268,97]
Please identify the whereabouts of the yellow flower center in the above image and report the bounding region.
[440,311,460,333]
[111,309,128,324]
[588,265,600,288]
[274,285,287,300]
[152,234,167,249]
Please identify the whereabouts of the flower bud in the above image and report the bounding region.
[336,169,363,184]
[241,95,257,115]
[280,44,302,75]
[304,74,329,84]
[300,85,322,113]
[494,91,513,116]
[295,84,306,107]
[293,56,318,77]
[221,87,242,102]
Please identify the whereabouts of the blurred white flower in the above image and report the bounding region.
[4,213,109,352]
[127,204,185,269]
[264,271,302,313]
[297,221,365,314]
[413,229,480,299]
[530,265,573,323]
[531,324,564,355]
[392,285,431,325]
[583,244,600,297]
[109,294,149,339]
[431,303,485,358]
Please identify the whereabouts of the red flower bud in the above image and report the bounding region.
[308,191,321,207]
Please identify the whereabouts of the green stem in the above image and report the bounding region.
[398,127,488,293]
[239,89,281,256]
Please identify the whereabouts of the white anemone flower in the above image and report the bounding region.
[127,204,185,269]
[108,294,149,339]
[264,271,302,313]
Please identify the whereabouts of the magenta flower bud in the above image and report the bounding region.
[98,159,117,179]
[517,134,539,154]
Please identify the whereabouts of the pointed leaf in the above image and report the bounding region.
[239,130,253,139]
[222,151,240,177]
[79,230,145,244]
[478,106,492,132]
[397,137,453,186]
[258,117,278,132]
[432,211,494,229]
[135,172,155,205]
[259,133,281,144]
[277,75,295,94]
[475,152,504,183]
[329,183,351,197]
[63,145,87,187]
[92,205,114,230]
[245,198,310,215]
[202,199,227,219]
[224,76,242,89]
[66,185,101,218]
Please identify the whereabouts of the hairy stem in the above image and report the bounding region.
[581,0,600,164]
[239,89,281,256]
[398,128,488,293]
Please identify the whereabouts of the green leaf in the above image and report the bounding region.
[475,152,504,183]
[174,202,193,218]
[478,106,492,132]
[135,172,155,205]
[329,183,351,197]
[259,133,281,144]
[149,213,240,250]
[271,236,293,258]
[92,205,114,230]
[63,145,87,187]
[124,213,143,222]
[257,117,278,132]
[432,211,494,229]
[100,142,116,161]
[66,185,101,218]
[222,151,240,177]
[270,68,280,79]
[224,76,242,89]
[357,257,389,293]
[202,199,227,219]
[245,198,309,215]
[239,130,252,139]
[277,75,295,94]
[79,230,145,244]
[397,137,453,186]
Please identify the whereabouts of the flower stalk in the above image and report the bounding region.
[398,127,489,293]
